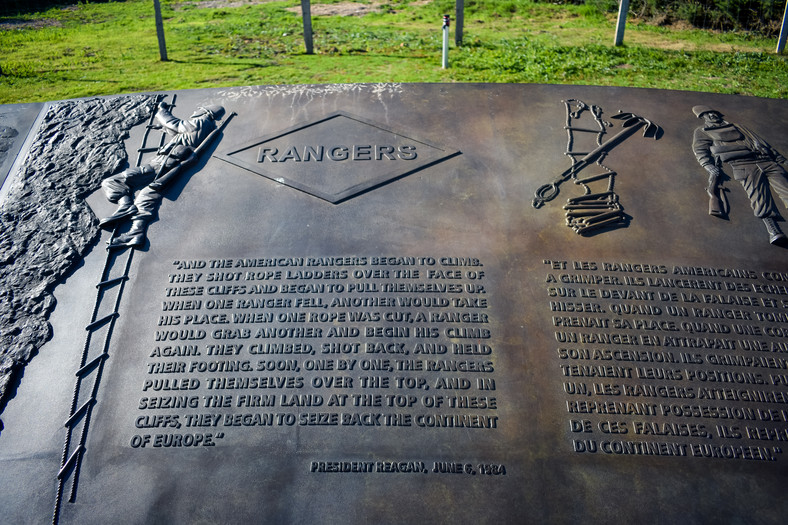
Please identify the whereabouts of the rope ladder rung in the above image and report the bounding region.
[84,312,119,332]
[76,354,108,378]
[64,398,96,428]
[57,446,85,480]
[96,275,127,289]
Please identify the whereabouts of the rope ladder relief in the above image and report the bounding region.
[53,94,173,525]
[561,99,626,235]
[532,99,661,236]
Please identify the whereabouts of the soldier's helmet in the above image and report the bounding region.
[193,105,226,120]
[692,105,721,119]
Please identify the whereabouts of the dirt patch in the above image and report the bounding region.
[0,17,61,30]
[286,2,384,17]
[176,0,280,8]
[177,0,433,15]
[665,20,695,32]
[626,32,762,53]
[175,0,388,15]
[626,17,764,53]
[0,5,79,30]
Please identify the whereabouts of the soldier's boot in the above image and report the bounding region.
[763,218,788,245]
[108,219,146,249]
[100,196,137,229]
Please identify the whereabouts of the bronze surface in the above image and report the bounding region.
[0,84,787,524]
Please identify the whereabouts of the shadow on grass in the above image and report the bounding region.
[166,58,276,68]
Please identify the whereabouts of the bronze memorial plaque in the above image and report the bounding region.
[0,83,787,523]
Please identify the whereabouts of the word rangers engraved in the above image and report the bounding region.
[257,144,418,163]
[217,112,460,203]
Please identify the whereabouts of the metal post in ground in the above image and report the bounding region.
[442,15,450,68]
[614,0,629,46]
[301,0,314,55]
[455,0,464,46]
[777,0,788,53]
[153,0,168,61]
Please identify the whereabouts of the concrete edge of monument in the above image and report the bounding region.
[0,102,46,203]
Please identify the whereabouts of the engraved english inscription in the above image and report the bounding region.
[132,256,498,449]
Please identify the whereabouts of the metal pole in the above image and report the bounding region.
[153,0,168,61]
[301,0,314,55]
[455,0,464,47]
[614,0,629,46]
[777,0,788,53]
[442,15,450,69]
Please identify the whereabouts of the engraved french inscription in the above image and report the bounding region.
[545,259,788,461]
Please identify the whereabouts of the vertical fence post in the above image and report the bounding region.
[614,0,629,46]
[442,15,450,69]
[153,0,168,61]
[777,0,788,53]
[301,0,314,55]
[455,0,464,46]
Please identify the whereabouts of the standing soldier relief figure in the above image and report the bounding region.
[100,101,225,248]
[691,105,788,245]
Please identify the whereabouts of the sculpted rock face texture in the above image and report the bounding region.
[0,84,787,524]
[0,95,154,409]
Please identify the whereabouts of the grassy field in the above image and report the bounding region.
[0,0,786,103]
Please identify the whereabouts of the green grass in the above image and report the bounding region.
[0,0,786,103]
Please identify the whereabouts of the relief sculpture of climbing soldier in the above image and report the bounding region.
[691,105,788,246]
[54,99,234,524]
[99,101,227,248]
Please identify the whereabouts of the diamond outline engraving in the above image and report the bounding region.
[216,111,460,203]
